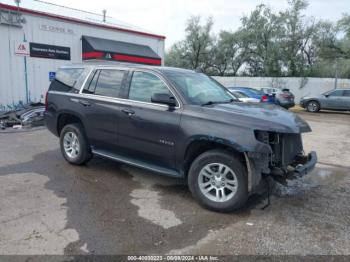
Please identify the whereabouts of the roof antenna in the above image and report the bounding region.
[102,9,107,22]
[14,0,21,8]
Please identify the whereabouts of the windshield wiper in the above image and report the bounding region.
[201,99,236,106]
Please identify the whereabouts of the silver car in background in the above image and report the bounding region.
[300,89,350,112]
[261,87,295,109]
[229,90,260,103]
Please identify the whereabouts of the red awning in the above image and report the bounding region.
[82,36,161,65]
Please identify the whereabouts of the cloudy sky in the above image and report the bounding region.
[15,0,350,49]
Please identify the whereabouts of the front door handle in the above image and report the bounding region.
[121,108,135,116]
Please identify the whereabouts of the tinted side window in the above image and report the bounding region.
[128,72,171,103]
[94,70,125,98]
[329,90,344,96]
[343,90,350,97]
[49,68,84,92]
[83,70,100,94]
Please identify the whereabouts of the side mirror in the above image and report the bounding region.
[151,93,177,107]
[325,94,329,98]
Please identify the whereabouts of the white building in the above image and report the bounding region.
[0,0,165,110]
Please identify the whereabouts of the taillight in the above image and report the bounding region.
[45,91,49,111]
[261,95,268,102]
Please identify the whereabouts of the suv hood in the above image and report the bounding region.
[199,102,311,133]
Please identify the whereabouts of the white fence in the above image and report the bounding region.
[213,77,350,103]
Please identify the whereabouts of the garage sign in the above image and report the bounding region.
[14,42,30,56]
[29,43,71,60]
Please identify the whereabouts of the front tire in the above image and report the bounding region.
[60,123,92,165]
[188,149,248,212]
[306,101,320,112]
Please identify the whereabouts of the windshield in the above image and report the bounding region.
[247,88,264,95]
[231,91,249,98]
[164,71,235,105]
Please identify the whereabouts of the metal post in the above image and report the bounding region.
[23,33,29,103]
[102,10,106,22]
[334,59,338,90]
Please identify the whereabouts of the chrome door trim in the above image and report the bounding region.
[73,66,182,110]
[78,67,94,94]
[48,91,181,111]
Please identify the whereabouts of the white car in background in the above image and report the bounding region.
[229,90,260,103]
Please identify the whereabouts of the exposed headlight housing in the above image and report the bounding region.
[254,130,280,144]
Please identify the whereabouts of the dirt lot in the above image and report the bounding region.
[0,111,349,255]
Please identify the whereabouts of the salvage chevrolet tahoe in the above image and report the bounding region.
[44,62,317,212]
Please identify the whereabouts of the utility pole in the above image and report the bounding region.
[334,59,338,90]
[102,10,106,23]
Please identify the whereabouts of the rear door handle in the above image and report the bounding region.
[78,100,91,107]
[121,109,135,116]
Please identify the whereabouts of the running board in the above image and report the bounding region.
[91,149,182,178]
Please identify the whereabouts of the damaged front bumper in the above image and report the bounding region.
[293,151,317,177]
[270,151,318,179]
[245,148,317,192]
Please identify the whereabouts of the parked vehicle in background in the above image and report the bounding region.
[261,87,279,95]
[228,89,260,103]
[300,89,350,112]
[228,87,274,104]
[45,63,317,212]
[260,87,295,109]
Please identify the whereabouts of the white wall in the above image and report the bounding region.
[213,76,350,103]
[0,11,165,110]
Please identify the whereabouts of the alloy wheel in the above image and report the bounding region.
[198,163,238,202]
[63,131,80,159]
[307,102,318,112]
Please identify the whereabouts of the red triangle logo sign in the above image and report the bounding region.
[18,44,26,51]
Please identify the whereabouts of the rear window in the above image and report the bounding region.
[344,90,350,97]
[49,68,84,92]
[232,91,248,98]
[328,90,344,96]
[247,88,263,95]
[82,69,126,97]
[92,69,126,98]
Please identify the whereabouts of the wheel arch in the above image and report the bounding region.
[182,136,249,178]
[306,99,321,111]
[56,110,85,136]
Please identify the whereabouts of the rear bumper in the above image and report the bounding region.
[294,151,317,177]
[279,101,295,109]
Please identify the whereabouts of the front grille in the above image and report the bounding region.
[270,133,303,168]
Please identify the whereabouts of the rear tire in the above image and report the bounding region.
[188,149,248,212]
[59,123,92,165]
[306,101,320,112]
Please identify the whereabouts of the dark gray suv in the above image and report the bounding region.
[300,89,350,112]
[45,62,317,212]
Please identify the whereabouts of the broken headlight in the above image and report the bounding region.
[254,130,280,145]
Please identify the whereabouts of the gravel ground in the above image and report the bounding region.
[0,111,349,255]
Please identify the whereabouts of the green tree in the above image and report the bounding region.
[165,2,350,78]
[209,31,246,76]
[279,0,317,76]
[239,4,283,76]
[165,16,214,72]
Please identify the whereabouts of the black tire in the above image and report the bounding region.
[59,123,92,165]
[306,100,320,112]
[188,149,248,212]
